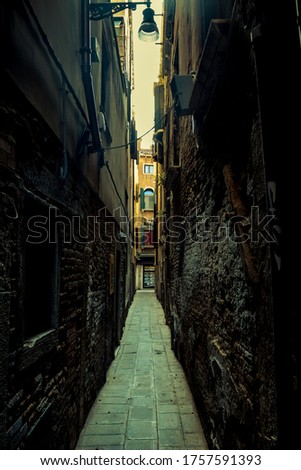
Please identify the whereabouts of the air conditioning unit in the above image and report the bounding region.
[165,165,181,191]
[170,75,194,116]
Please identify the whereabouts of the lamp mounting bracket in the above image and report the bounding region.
[90,2,151,21]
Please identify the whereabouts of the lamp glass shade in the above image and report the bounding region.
[138,8,159,42]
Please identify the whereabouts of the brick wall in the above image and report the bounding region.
[162,3,279,449]
[0,72,123,449]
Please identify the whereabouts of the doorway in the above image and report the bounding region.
[143,265,155,288]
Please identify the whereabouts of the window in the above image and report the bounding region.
[100,35,112,143]
[143,265,155,288]
[154,84,165,132]
[24,200,58,340]
[143,164,154,174]
[142,228,154,247]
[101,34,111,121]
[173,41,179,75]
[114,17,126,72]
[141,188,155,211]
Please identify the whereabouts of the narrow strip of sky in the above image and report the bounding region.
[132,0,163,149]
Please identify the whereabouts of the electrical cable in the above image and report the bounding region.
[103,103,175,150]
[103,104,175,231]
[105,161,130,225]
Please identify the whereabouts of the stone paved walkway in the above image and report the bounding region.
[76,290,208,450]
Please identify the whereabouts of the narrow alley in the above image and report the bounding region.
[76,291,207,450]
[1,0,300,454]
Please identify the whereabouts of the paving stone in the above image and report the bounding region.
[184,432,208,448]
[117,361,136,369]
[178,404,196,413]
[156,392,176,404]
[87,413,127,425]
[134,377,154,387]
[131,397,156,407]
[159,446,185,450]
[181,414,204,433]
[158,413,181,430]
[158,429,185,448]
[123,345,138,353]
[132,387,154,398]
[100,387,131,397]
[130,407,155,421]
[157,404,179,413]
[94,446,124,450]
[92,404,129,414]
[83,423,126,435]
[80,434,125,447]
[97,397,130,405]
[127,421,156,440]
[125,440,157,450]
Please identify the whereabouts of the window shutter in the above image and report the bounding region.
[150,229,154,245]
[154,83,165,131]
[130,120,138,160]
[140,188,145,210]
[141,227,145,246]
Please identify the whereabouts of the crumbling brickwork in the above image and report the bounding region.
[0,74,123,449]
[160,0,301,449]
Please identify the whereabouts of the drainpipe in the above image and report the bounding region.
[80,0,105,168]
[59,78,68,180]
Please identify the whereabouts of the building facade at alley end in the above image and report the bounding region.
[154,0,301,450]
[133,148,156,290]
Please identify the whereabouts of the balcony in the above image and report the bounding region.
[189,19,231,131]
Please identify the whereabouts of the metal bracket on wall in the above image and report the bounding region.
[89,2,150,21]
